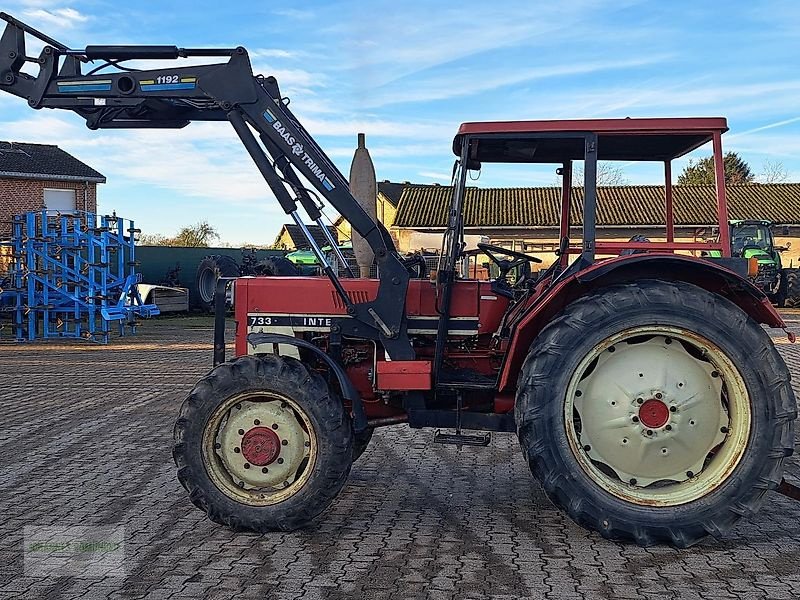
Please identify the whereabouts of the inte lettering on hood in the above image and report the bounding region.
[272,119,335,190]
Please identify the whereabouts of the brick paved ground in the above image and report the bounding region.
[1,314,800,600]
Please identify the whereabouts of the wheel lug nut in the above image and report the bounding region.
[720,426,729,433]
[632,416,639,423]
[234,447,241,453]
[665,424,672,431]
[686,471,694,478]
[262,467,269,473]
[711,370,719,378]
[254,419,260,425]
[575,390,582,397]
[655,392,663,400]
[646,430,653,436]
[629,478,637,485]
[608,346,616,353]
[636,398,643,404]
[214,443,221,449]
[281,440,288,446]
[277,457,284,464]
[669,406,677,412]
[272,423,279,430]
[244,463,250,469]
[304,441,311,447]
[238,429,245,435]
[583,445,591,452]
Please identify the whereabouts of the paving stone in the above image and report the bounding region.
[2,315,800,599]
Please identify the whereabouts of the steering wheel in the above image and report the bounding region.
[477,243,542,284]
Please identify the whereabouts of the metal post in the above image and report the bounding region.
[560,160,572,267]
[664,161,674,243]
[581,135,598,264]
[712,131,731,257]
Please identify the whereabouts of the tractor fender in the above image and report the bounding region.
[498,254,787,392]
[245,332,367,433]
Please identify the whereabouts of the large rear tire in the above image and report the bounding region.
[515,280,795,547]
[196,254,239,312]
[783,268,800,308]
[173,355,353,532]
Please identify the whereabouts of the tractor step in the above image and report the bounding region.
[433,429,491,447]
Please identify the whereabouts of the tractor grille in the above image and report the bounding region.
[331,289,370,309]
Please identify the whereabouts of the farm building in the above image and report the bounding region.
[0,141,105,238]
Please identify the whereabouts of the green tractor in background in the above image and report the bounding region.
[709,220,799,307]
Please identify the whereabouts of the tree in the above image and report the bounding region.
[138,221,219,247]
[758,159,789,184]
[677,152,754,185]
[571,162,629,186]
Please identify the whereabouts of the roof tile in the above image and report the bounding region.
[0,141,105,182]
[393,183,800,228]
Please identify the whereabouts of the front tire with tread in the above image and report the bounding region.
[173,354,353,532]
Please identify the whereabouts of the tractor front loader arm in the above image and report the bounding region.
[0,12,414,359]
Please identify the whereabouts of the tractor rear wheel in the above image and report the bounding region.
[173,354,353,532]
[196,254,239,312]
[515,280,795,547]
[783,268,800,307]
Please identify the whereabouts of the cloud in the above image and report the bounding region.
[22,7,89,29]
[250,49,303,60]
[362,54,672,107]
[300,115,454,140]
[727,116,800,139]
[418,171,452,182]
[272,8,314,20]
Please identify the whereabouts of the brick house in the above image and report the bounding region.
[0,141,105,238]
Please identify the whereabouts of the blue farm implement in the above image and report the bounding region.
[0,210,158,342]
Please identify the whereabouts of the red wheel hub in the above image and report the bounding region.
[240,427,281,466]
[639,399,670,429]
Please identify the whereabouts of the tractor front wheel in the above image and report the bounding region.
[515,280,795,547]
[173,355,353,532]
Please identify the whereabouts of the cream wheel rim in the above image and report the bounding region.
[564,326,751,506]
[202,391,316,506]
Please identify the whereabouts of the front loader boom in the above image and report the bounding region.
[0,12,414,360]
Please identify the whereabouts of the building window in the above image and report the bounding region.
[44,188,77,212]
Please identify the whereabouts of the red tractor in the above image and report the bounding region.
[2,14,796,547]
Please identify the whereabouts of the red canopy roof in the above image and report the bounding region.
[453,117,729,163]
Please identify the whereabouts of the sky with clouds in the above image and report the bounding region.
[1,0,799,245]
